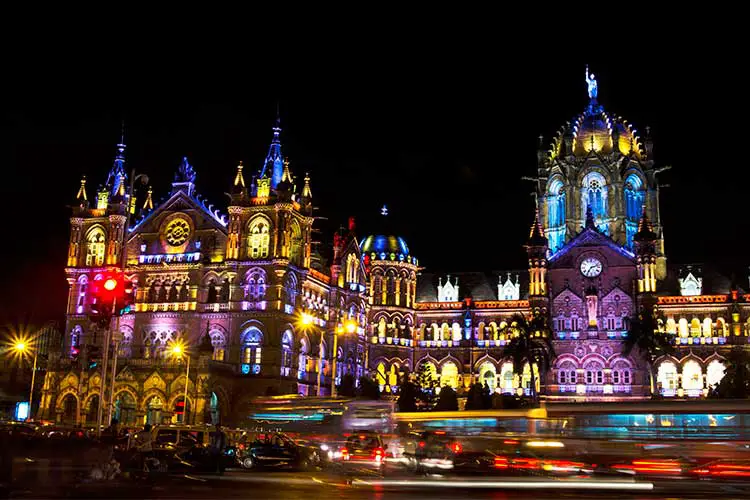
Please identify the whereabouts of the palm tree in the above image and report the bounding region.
[712,347,750,399]
[622,305,674,395]
[500,313,555,403]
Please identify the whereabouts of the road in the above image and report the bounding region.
[43,469,750,499]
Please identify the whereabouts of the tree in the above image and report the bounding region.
[396,379,419,412]
[415,363,438,409]
[464,383,488,410]
[711,347,750,398]
[337,373,356,397]
[359,376,381,400]
[435,386,458,411]
[499,313,555,404]
[622,305,674,395]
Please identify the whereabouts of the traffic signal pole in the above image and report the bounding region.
[96,299,116,437]
[107,317,121,425]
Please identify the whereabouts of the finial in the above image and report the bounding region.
[76,176,88,202]
[143,186,154,210]
[528,209,547,245]
[585,65,598,100]
[381,204,389,216]
[120,119,125,145]
[302,172,312,198]
[234,161,245,187]
[176,157,196,184]
[281,158,292,183]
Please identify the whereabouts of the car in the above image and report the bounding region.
[409,431,486,473]
[234,431,321,471]
[690,459,750,479]
[339,432,386,472]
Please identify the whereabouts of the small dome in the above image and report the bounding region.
[360,235,409,256]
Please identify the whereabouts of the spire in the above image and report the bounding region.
[260,110,284,189]
[106,135,127,197]
[281,157,293,184]
[634,204,657,242]
[233,161,246,189]
[528,209,547,246]
[142,186,154,210]
[585,205,596,230]
[302,172,312,198]
[172,157,196,196]
[76,176,88,202]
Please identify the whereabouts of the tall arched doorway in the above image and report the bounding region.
[85,395,99,425]
[114,392,137,427]
[210,392,220,425]
[61,394,78,425]
[145,396,164,425]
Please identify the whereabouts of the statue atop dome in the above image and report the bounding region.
[585,65,598,99]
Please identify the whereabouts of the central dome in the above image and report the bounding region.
[360,234,409,256]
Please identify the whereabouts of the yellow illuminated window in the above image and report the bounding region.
[85,228,106,266]
[249,219,270,258]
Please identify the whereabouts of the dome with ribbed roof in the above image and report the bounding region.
[360,234,410,257]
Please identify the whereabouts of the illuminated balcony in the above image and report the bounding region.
[138,252,201,265]
[135,302,197,312]
[371,336,413,347]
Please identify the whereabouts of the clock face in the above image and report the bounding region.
[580,257,603,277]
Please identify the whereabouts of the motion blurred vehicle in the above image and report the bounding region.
[338,432,386,472]
[151,425,212,453]
[609,456,698,478]
[232,431,322,471]
[691,459,750,479]
[391,430,485,473]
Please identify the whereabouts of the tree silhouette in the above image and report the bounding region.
[712,347,750,399]
[622,305,674,394]
[435,386,458,411]
[499,313,555,403]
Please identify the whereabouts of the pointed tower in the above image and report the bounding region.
[300,172,313,215]
[76,176,88,206]
[226,162,249,261]
[142,186,154,211]
[260,110,284,190]
[106,136,127,198]
[525,211,549,313]
[634,207,658,294]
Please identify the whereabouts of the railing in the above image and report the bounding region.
[658,295,728,305]
[135,302,197,312]
[371,336,413,347]
[674,336,728,346]
[200,303,230,313]
[475,339,507,347]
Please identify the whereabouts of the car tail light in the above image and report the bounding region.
[341,447,349,460]
[449,442,462,454]
[238,444,245,450]
[373,447,385,463]
[418,441,425,448]
[494,456,509,469]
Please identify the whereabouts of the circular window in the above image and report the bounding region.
[165,219,191,246]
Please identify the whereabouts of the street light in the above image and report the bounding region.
[13,340,38,422]
[296,312,323,396]
[170,340,190,424]
[331,319,358,397]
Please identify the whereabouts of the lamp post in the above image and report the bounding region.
[299,313,323,396]
[14,341,38,421]
[331,320,357,397]
[171,342,190,424]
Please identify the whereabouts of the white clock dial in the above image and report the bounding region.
[580,257,603,277]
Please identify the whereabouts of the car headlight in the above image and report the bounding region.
[320,444,329,451]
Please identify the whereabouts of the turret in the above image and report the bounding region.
[525,210,548,298]
[634,207,658,294]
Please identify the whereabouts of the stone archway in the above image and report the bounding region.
[60,393,78,426]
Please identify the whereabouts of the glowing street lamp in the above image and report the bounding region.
[12,339,37,421]
[170,340,190,423]
[331,319,359,397]
[297,311,323,396]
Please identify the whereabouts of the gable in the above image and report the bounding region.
[129,191,228,238]
[549,228,635,269]
[552,288,584,315]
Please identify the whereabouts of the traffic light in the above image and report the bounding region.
[89,271,135,321]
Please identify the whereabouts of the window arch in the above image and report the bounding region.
[440,361,458,389]
[547,178,566,252]
[284,272,298,308]
[241,327,263,371]
[281,329,293,376]
[479,362,497,390]
[499,362,515,393]
[682,360,703,391]
[624,173,645,249]
[118,326,133,358]
[556,359,577,385]
[678,318,689,338]
[582,171,608,234]
[289,220,303,266]
[657,361,678,391]
[345,253,359,284]
[248,217,271,259]
[209,330,226,361]
[85,227,106,266]
[707,360,725,388]
[244,268,267,301]
[298,337,310,378]
[584,359,604,386]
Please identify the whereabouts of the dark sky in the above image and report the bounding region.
[2,44,746,324]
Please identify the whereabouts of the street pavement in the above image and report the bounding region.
[18,468,750,499]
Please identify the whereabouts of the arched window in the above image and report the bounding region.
[241,327,263,371]
[388,364,399,387]
[375,362,387,386]
[624,173,645,249]
[209,330,226,361]
[665,318,677,334]
[707,360,725,388]
[284,273,298,308]
[682,360,703,392]
[298,338,309,378]
[85,227,106,266]
[244,269,266,301]
[703,318,713,338]
[479,362,496,390]
[582,172,609,234]
[289,220,303,266]
[281,330,293,376]
[678,318,689,338]
[499,362,515,393]
[70,325,83,356]
[441,323,451,342]
[248,217,270,259]
[557,360,577,385]
[440,361,458,389]
[547,178,566,252]
[373,274,383,305]
[118,327,133,358]
[451,322,461,342]
[657,361,678,391]
[584,360,604,386]
[386,271,396,306]
[345,253,358,284]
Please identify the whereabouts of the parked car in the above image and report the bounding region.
[233,431,321,471]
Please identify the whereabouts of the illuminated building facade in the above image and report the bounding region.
[41,72,750,425]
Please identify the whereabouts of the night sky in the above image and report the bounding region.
[2,48,745,325]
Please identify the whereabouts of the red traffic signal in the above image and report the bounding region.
[90,271,135,318]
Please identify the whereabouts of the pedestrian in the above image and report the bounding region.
[210,424,227,475]
[133,423,153,471]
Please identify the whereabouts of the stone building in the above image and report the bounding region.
[40,71,750,426]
